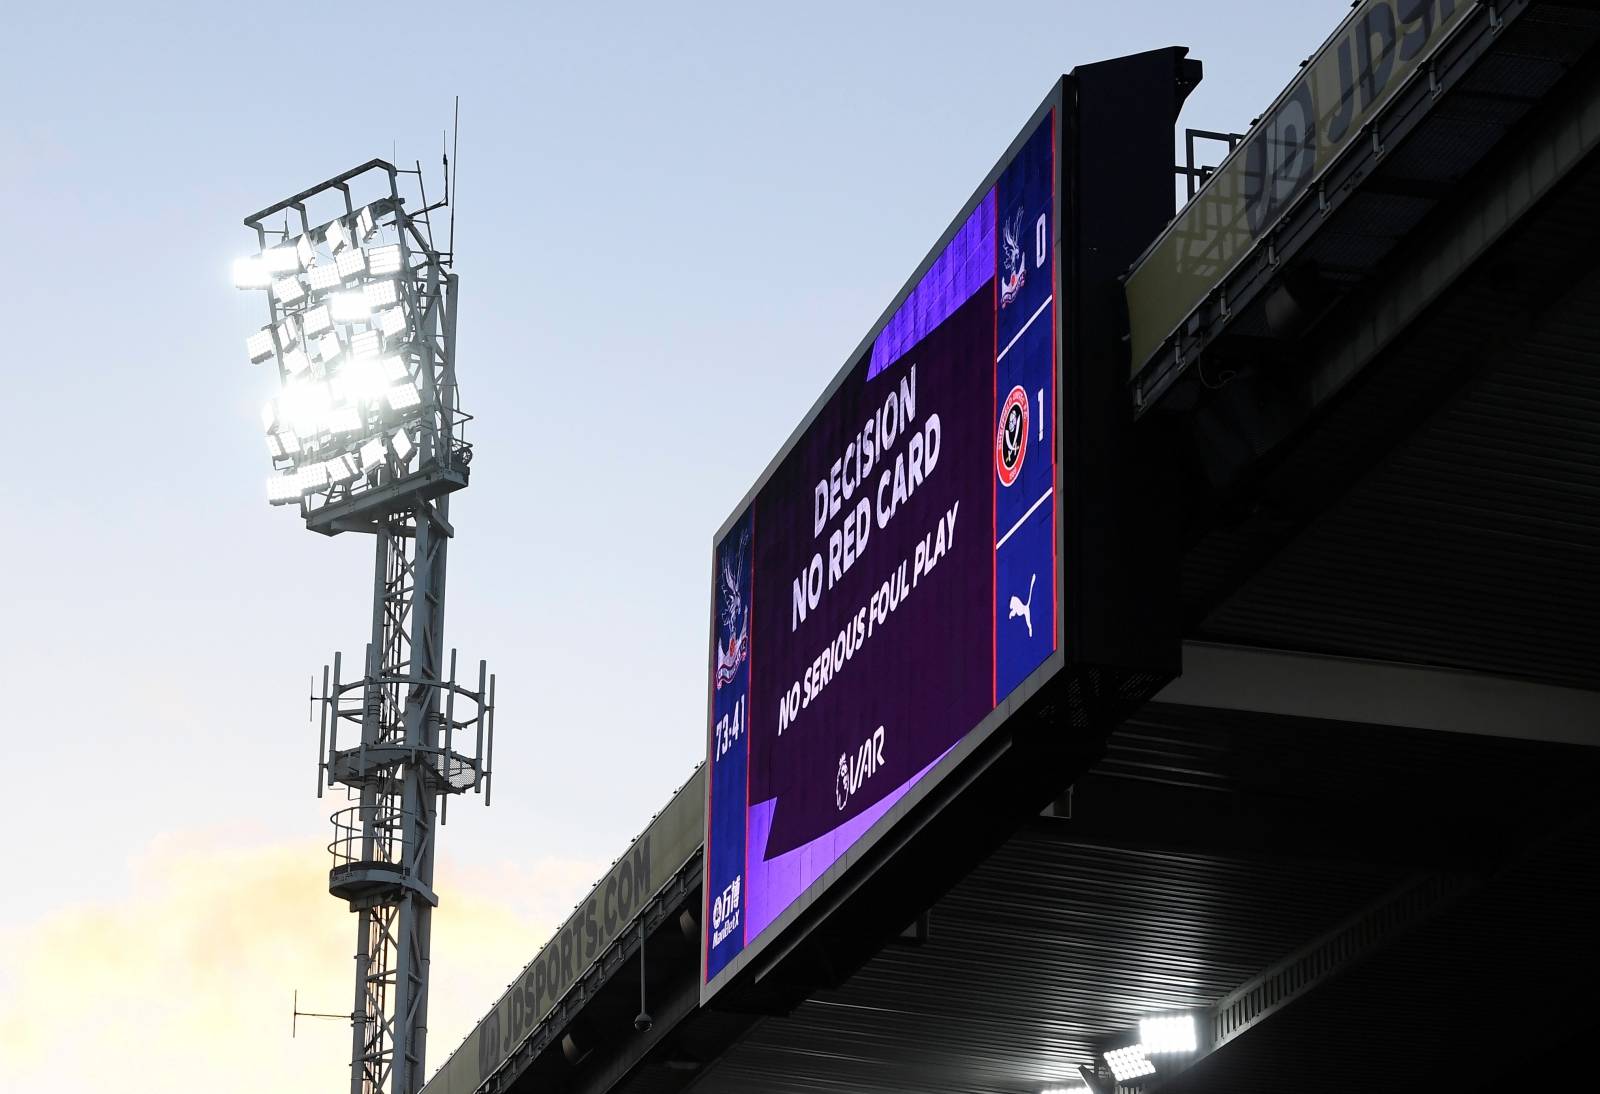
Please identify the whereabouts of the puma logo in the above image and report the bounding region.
[1008,573,1037,638]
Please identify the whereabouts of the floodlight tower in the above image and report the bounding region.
[236,159,495,1094]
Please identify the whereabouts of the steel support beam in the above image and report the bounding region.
[1157,641,1600,747]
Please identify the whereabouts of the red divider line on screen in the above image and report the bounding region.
[743,506,754,950]
[991,190,999,710]
[1050,110,1059,652]
[703,569,715,983]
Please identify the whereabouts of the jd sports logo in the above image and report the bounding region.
[996,385,1028,487]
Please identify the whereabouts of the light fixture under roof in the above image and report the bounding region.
[1139,1014,1198,1054]
[1103,1046,1156,1083]
[357,205,376,240]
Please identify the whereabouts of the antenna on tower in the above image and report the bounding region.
[293,989,352,1039]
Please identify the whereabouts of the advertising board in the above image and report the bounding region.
[704,101,1062,998]
[1124,0,1471,374]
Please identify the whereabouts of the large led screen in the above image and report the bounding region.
[704,110,1060,997]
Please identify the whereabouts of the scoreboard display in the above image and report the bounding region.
[704,106,1063,996]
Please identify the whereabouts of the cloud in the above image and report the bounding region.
[0,830,602,1094]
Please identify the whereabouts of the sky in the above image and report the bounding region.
[1,1,1348,1089]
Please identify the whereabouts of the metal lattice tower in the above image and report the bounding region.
[239,156,494,1094]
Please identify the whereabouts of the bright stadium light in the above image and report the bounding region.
[367,243,402,275]
[326,453,359,482]
[308,262,342,292]
[247,328,276,364]
[358,434,385,469]
[336,247,365,279]
[349,329,380,359]
[357,204,376,241]
[282,347,312,376]
[296,235,313,268]
[273,276,307,305]
[316,331,342,364]
[326,217,350,252]
[234,256,271,289]
[385,381,422,412]
[267,430,299,460]
[364,279,398,310]
[377,306,407,339]
[1140,1014,1198,1054]
[331,290,369,322]
[391,427,414,464]
[327,405,363,435]
[275,317,298,350]
[278,379,333,436]
[265,243,302,273]
[302,304,332,336]
[1103,1046,1156,1083]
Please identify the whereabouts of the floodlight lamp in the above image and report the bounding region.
[264,244,302,273]
[358,435,385,469]
[302,304,332,336]
[326,218,350,252]
[336,248,366,279]
[335,357,385,405]
[275,318,298,350]
[308,263,342,292]
[316,331,342,363]
[385,381,422,412]
[247,328,276,364]
[350,329,380,360]
[357,205,376,241]
[363,279,397,310]
[377,306,407,339]
[233,256,271,289]
[267,431,294,460]
[326,453,360,483]
[282,347,312,376]
[1102,1046,1155,1083]
[379,355,409,382]
[331,291,369,322]
[391,428,414,463]
[261,402,278,433]
[279,379,333,435]
[1139,1014,1198,1054]
[328,405,363,435]
[1040,1085,1089,1094]
[367,244,402,276]
[296,235,313,268]
[267,472,300,504]
[272,276,306,304]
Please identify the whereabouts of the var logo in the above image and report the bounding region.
[1243,79,1316,238]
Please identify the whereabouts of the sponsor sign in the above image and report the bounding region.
[704,108,1060,997]
[1125,0,1470,373]
[419,770,704,1094]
